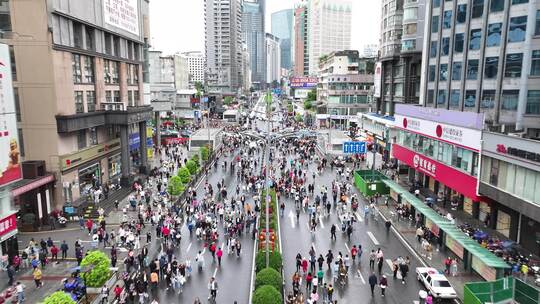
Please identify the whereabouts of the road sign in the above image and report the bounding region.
[343,141,366,154]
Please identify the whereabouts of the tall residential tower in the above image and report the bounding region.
[242,0,266,87]
[271,9,294,70]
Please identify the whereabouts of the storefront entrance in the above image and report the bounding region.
[78,163,101,198]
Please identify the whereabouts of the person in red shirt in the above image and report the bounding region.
[301,258,308,274]
[210,243,217,261]
[113,284,123,300]
[306,272,313,291]
[351,245,358,263]
[50,245,59,261]
[216,247,223,267]
[85,219,93,235]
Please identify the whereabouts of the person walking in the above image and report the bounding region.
[208,277,218,300]
[330,224,336,240]
[368,272,378,296]
[15,282,25,303]
[60,241,68,260]
[32,267,42,288]
[369,250,376,270]
[216,247,223,267]
[379,275,388,297]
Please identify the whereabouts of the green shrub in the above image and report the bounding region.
[186,160,198,175]
[43,291,75,304]
[255,268,282,292]
[201,146,210,162]
[177,167,191,183]
[80,251,111,287]
[167,176,185,196]
[255,251,283,273]
[253,285,282,304]
[192,154,200,167]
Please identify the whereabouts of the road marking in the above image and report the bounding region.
[288,210,295,228]
[306,222,310,230]
[386,259,401,279]
[311,242,316,252]
[186,242,192,252]
[319,215,325,229]
[202,247,206,254]
[367,231,380,245]
[344,243,350,252]
[357,270,366,284]
[213,267,218,277]
[354,212,364,222]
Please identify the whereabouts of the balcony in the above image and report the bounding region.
[56,105,153,133]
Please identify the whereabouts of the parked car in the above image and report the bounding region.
[416,267,457,300]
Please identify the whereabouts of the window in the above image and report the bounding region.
[86,91,96,112]
[0,0,12,32]
[487,23,502,47]
[74,91,84,113]
[437,90,447,105]
[9,45,16,81]
[77,130,86,150]
[440,64,448,80]
[113,90,120,103]
[536,10,540,35]
[490,0,504,12]
[17,128,24,157]
[105,90,112,103]
[501,90,519,110]
[104,60,119,84]
[512,0,528,4]
[111,61,119,83]
[128,91,133,107]
[402,39,416,51]
[481,90,495,108]
[465,90,477,108]
[457,4,467,24]
[430,41,438,58]
[469,29,482,50]
[104,33,112,55]
[443,11,452,29]
[83,56,94,83]
[433,0,440,8]
[134,91,140,105]
[404,7,418,20]
[484,57,499,79]
[404,23,417,35]
[467,59,479,80]
[532,50,540,76]
[526,90,540,114]
[73,22,83,48]
[427,90,435,104]
[441,37,450,55]
[505,53,523,78]
[113,36,120,57]
[72,54,82,83]
[472,0,484,19]
[89,127,98,145]
[85,27,95,51]
[450,90,460,108]
[508,16,527,43]
[454,33,464,53]
[429,65,436,81]
[14,88,20,122]
[452,62,462,80]
[432,16,439,33]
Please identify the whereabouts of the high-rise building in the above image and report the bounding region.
[242,0,266,86]
[374,0,425,116]
[241,42,252,93]
[174,53,189,91]
[271,9,294,70]
[266,33,281,85]
[182,51,205,87]
[307,0,352,75]
[363,44,379,58]
[1,0,152,212]
[205,0,244,93]
[293,3,309,76]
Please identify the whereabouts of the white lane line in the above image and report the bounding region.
[306,222,310,230]
[357,270,366,284]
[354,212,364,222]
[202,247,206,254]
[311,242,316,252]
[213,267,218,277]
[289,210,295,228]
[186,242,192,252]
[367,231,380,245]
[344,243,350,252]
[386,259,401,279]
[221,242,225,250]
[319,215,325,229]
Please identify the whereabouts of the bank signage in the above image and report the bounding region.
[394,114,482,151]
[482,132,540,170]
[395,104,484,130]
[393,144,481,200]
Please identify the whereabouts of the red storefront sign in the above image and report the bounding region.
[163,137,189,145]
[392,144,481,201]
[0,213,17,237]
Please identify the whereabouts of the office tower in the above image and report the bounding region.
[271,9,294,70]
[242,0,266,86]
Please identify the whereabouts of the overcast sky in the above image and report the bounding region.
[149,0,381,55]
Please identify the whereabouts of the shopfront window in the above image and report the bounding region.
[79,163,101,197]
[108,154,122,178]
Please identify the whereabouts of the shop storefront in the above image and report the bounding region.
[108,154,122,179]
[78,163,101,197]
[0,212,18,260]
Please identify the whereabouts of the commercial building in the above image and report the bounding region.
[174,53,189,90]
[363,44,379,58]
[271,9,294,70]
[182,51,205,87]
[316,50,374,129]
[148,50,176,103]
[242,0,266,87]
[293,3,309,76]
[420,0,540,136]
[266,33,281,85]
[205,0,244,93]
[241,42,252,93]
[306,0,352,75]
[375,0,425,116]
[3,0,152,211]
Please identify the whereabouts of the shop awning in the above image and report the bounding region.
[382,179,510,269]
[11,174,55,197]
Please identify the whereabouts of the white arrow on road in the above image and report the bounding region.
[367,231,380,245]
[357,270,366,284]
[288,210,295,228]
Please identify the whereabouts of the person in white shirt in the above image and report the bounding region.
[16,282,25,303]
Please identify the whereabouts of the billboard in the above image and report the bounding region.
[0,44,21,187]
[395,104,484,130]
[290,76,318,88]
[373,62,382,98]
[103,0,140,36]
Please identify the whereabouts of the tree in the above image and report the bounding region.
[177,167,191,184]
[186,160,198,175]
[303,100,313,110]
[201,146,210,162]
[191,154,200,167]
[167,176,185,196]
[252,285,282,304]
[255,268,282,293]
[194,81,204,94]
[80,251,111,288]
[223,96,233,106]
[44,291,76,304]
[306,89,317,102]
[295,114,303,122]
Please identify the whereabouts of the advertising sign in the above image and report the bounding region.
[445,235,464,259]
[482,131,540,170]
[343,141,366,154]
[392,144,481,200]
[59,138,121,171]
[471,256,497,281]
[0,213,17,238]
[103,0,140,36]
[129,133,140,151]
[0,44,21,187]
[395,104,484,130]
[394,114,482,151]
[425,218,440,237]
[373,62,382,98]
[290,76,318,88]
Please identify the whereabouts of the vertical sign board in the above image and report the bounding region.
[103,0,140,36]
[373,62,382,98]
[0,43,21,187]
